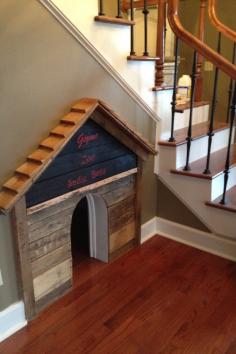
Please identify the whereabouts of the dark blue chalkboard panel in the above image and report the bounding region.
[26,154,136,207]
[59,120,115,156]
[26,120,137,207]
[39,142,129,182]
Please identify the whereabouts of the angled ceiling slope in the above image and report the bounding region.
[0,98,156,214]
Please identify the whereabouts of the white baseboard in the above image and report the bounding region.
[142,217,236,262]
[141,217,157,244]
[0,302,27,342]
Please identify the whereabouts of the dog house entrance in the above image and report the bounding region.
[71,194,108,267]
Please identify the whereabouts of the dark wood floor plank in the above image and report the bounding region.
[0,237,236,354]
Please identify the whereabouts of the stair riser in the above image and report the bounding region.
[211,165,236,200]
[160,105,210,140]
[159,128,232,171]
[175,105,209,130]
[176,128,233,169]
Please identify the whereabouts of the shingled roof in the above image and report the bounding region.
[0,98,156,214]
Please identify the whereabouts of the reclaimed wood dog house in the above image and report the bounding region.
[0,98,155,320]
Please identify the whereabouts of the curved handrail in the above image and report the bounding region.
[208,0,236,43]
[167,0,236,80]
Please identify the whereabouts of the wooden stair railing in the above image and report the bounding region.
[208,0,236,122]
[195,0,207,102]
[208,0,236,43]
[166,0,236,207]
[167,0,236,80]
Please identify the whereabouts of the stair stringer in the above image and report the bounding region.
[158,170,236,240]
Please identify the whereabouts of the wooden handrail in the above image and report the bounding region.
[122,0,157,12]
[167,0,236,80]
[208,0,236,43]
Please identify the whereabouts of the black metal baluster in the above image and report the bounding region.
[227,43,236,123]
[98,0,105,16]
[169,36,180,142]
[204,32,222,174]
[220,82,236,205]
[117,0,122,18]
[143,0,149,56]
[183,50,198,171]
[130,0,136,56]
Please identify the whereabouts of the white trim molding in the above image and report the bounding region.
[0,302,27,342]
[38,0,159,123]
[141,217,236,262]
[141,217,157,244]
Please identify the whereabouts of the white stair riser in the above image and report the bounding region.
[176,128,233,169]
[211,165,236,200]
[159,128,231,171]
[175,105,209,130]
[160,104,209,140]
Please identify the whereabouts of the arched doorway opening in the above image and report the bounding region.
[71,194,108,271]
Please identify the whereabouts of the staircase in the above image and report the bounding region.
[41,1,236,242]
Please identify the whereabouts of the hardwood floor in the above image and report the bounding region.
[1,236,236,354]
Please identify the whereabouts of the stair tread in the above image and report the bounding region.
[171,144,236,180]
[206,186,236,213]
[159,121,229,147]
[94,16,135,26]
[127,55,159,61]
[175,101,209,113]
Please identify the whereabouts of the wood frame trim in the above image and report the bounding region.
[167,0,236,80]
[135,158,143,245]
[208,0,236,43]
[10,197,36,320]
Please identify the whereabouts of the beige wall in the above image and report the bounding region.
[0,0,157,311]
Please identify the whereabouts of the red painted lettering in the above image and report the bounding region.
[77,133,98,149]
[81,154,96,166]
[91,168,106,179]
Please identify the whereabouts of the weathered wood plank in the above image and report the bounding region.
[108,196,135,234]
[10,197,36,320]
[135,159,142,245]
[109,239,136,262]
[31,242,71,278]
[36,279,72,313]
[33,259,72,301]
[29,227,70,261]
[109,222,136,253]
[28,208,73,242]
[27,197,78,225]
[103,179,135,207]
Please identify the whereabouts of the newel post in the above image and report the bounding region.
[154,0,167,90]
[195,0,207,102]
